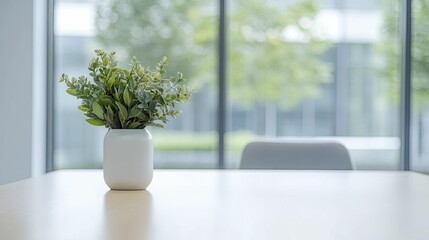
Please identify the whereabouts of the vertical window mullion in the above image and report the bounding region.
[218,0,226,169]
[46,0,55,173]
[400,0,412,171]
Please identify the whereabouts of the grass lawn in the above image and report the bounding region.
[151,130,258,151]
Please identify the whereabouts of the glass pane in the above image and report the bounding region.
[226,0,401,169]
[54,0,217,169]
[411,0,429,174]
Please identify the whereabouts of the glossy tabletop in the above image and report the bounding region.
[0,170,429,240]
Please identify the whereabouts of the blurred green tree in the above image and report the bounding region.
[380,0,429,105]
[95,0,330,108]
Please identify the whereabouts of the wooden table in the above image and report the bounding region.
[0,170,429,240]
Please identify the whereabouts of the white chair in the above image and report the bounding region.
[240,140,353,170]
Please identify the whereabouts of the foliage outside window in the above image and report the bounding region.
[96,0,331,108]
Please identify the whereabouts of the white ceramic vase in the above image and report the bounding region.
[103,129,153,190]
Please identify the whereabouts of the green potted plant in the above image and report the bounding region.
[59,50,191,190]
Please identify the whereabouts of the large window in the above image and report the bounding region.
[54,0,403,170]
[225,0,401,169]
[54,0,218,169]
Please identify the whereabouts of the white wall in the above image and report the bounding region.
[0,0,46,185]
[32,0,47,178]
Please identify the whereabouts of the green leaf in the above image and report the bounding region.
[86,119,105,126]
[128,105,142,118]
[127,122,141,129]
[107,105,114,118]
[148,122,164,128]
[77,105,88,112]
[102,56,109,66]
[66,88,77,96]
[114,89,121,102]
[107,74,116,88]
[149,100,158,112]
[139,112,150,121]
[115,101,128,128]
[92,101,104,120]
[99,97,114,106]
[123,87,131,107]
[104,113,114,127]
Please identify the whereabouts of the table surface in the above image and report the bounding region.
[1,170,429,240]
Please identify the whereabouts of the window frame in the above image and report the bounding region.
[46,0,413,171]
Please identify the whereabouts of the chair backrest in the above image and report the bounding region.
[240,140,353,170]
